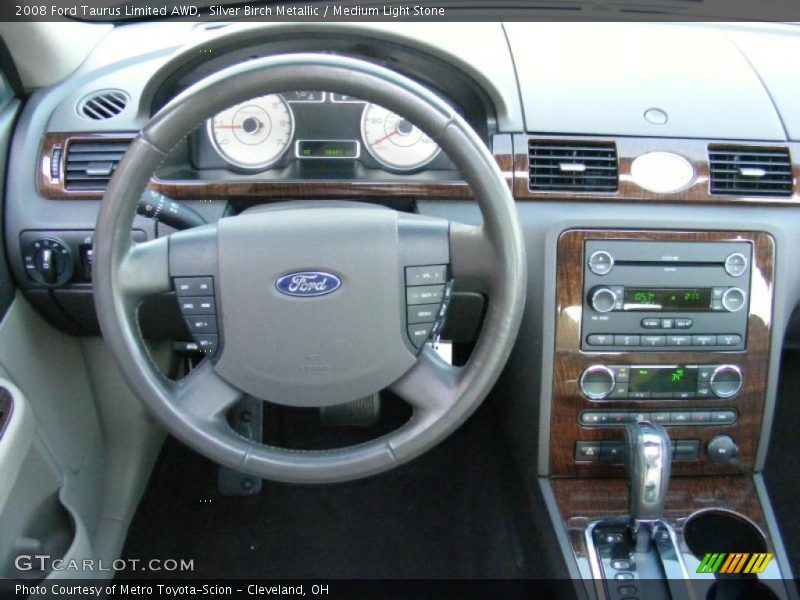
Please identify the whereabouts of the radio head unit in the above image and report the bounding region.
[581,240,751,352]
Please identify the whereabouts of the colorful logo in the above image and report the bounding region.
[697,553,773,574]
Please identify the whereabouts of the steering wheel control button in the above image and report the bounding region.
[186,316,217,334]
[405,265,447,286]
[724,253,748,277]
[407,304,440,324]
[588,250,614,275]
[408,323,435,349]
[178,297,216,315]
[192,335,219,355]
[721,287,747,312]
[710,365,743,398]
[579,365,615,400]
[175,276,214,296]
[406,284,444,305]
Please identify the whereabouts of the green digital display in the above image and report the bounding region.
[296,140,359,159]
[623,288,711,311]
[629,367,698,394]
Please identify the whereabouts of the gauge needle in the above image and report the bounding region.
[372,129,399,145]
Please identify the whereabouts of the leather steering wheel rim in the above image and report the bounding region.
[94,53,526,484]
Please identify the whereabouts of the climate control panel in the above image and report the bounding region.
[579,364,743,401]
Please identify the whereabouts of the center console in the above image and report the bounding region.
[545,229,792,599]
[550,229,773,477]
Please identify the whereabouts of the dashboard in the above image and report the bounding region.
[6,20,800,486]
[5,18,800,587]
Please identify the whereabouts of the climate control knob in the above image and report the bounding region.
[710,365,743,398]
[579,365,615,400]
[590,287,618,313]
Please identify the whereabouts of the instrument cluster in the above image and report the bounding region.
[200,90,446,174]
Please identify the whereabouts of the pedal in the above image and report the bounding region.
[320,393,380,427]
[217,396,263,496]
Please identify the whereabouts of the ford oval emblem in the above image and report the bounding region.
[275,271,342,298]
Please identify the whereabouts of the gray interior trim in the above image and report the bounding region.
[753,474,798,593]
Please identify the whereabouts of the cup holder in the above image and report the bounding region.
[684,509,779,600]
[684,508,768,558]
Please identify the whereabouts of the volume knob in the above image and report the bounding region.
[710,365,743,398]
[590,287,618,313]
[580,365,616,400]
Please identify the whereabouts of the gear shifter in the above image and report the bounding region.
[625,421,672,553]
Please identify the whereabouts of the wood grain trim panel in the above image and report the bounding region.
[514,134,800,205]
[37,132,514,201]
[0,387,13,440]
[550,477,776,574]
[550,230,774,477]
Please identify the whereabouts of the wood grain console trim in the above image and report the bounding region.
[37,132,513,201]
[550,230,774,477]
[549,476,776,576]
[513,134,800,205]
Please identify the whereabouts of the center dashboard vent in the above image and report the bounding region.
[708,146,793,197]
[529,140,618,192]
[64,139,131,191]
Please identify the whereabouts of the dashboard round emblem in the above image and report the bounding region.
[276,271,342,297]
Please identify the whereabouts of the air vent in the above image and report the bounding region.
[709,146,793,197]
[529,140,618,192]
[78,90,129,121]
[64,139,131,191]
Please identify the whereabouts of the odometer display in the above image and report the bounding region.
[623,288,712,311]
[296,140,360,160]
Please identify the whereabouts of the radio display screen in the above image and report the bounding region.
[623,288,712,311]
[629,367,697,394]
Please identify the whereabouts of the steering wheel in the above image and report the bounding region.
[93,54,526,484]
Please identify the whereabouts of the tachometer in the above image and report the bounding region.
[361,104,441,171]
[208,94,294,170]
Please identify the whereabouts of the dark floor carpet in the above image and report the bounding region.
[765,352,800,579]
[121,405,536,579]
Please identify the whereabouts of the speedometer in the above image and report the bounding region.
[361,104,441,171]
[207,94,294,170]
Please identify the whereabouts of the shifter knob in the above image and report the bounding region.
[625,421,672,525]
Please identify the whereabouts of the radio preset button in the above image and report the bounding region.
[667,335,691,346]
[718,334,742,346]
[587,334,614,346]
[724,253,748,277]
[590,287,618,313]
[580,365,616,400]
[614,335,640,346]
[692,335,717,346]
[722,288,746,312]
[641,335,666,347]
[642,318,660,329]
[588,250,614,275]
